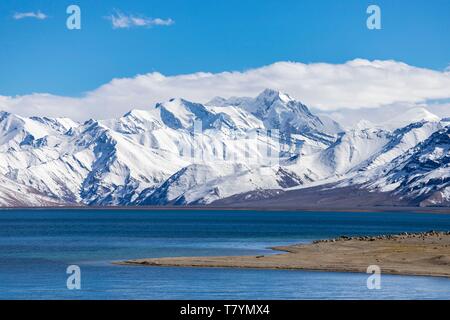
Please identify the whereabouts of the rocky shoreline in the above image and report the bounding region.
[116,231,450,278]
[312,230,450,243]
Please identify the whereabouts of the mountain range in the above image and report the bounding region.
[0,89,448,208]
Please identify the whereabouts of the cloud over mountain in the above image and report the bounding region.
[1,59,450,121]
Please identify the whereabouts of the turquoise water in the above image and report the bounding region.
[0,210,449,300]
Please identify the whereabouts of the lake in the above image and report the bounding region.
[0,209,449,299]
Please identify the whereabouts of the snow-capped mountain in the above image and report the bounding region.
[320,104,443,131]
[0,175,61,207]
[210,88,342,137]
[0,111,77,152]
[0,89,448,208]
[384,107,441,130]
[365,125,450,206]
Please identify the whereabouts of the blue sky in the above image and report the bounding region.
[0,0,449,97]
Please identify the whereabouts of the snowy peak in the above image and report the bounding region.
[207,89,295,114]
[207,89,342,136]
[252,89,295,114]
[101,109,164,134]
[155,98,219,130]
[398,107,440,123]
[150,97,263,132]
[30,116,78,134]
[0,111,78,151]
[380,107,441,130]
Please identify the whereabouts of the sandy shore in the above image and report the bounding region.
[116,231,450,278]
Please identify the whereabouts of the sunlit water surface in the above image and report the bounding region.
[1,210,449,299]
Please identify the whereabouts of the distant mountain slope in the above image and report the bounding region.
[367,126,450,206]
[0,89,448,207]
[213,122,449,209]
[0,175,62,207]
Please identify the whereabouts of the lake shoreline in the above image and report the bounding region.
[1,205,450,215]
[116,231,450,278]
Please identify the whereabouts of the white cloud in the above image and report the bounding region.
[13,11,47,20]
[150,18,175,26]
[1,59,450,121]
[107,11,174,29]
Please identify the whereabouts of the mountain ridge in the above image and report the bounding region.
[0,89,448,208]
